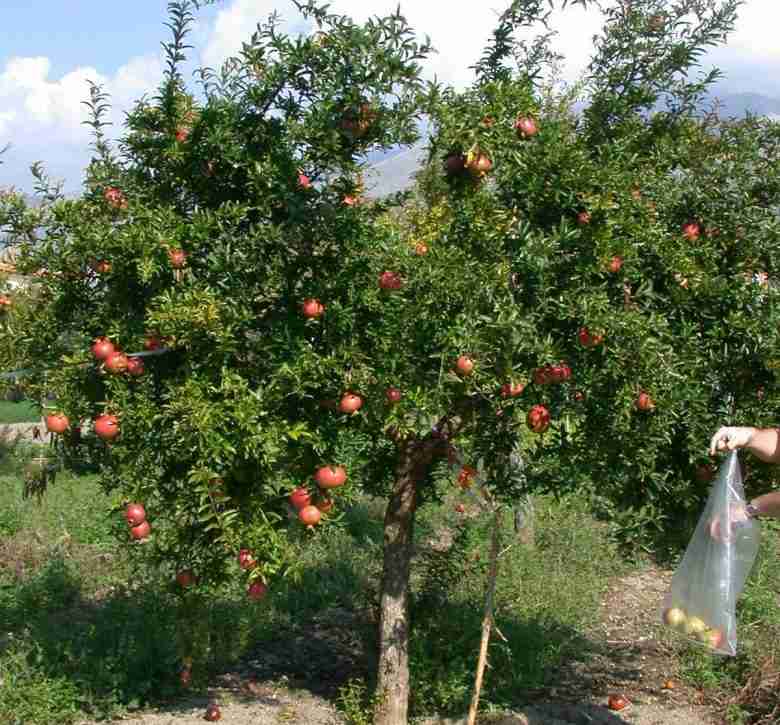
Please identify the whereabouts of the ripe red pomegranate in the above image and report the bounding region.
[682,222,700,241]
[91,337,116,361]
[576,211,591,226]
[104,352,129,374]
[302,298,324,318]
[515,115,538,137]
[91,258,112,274]
[126,356,144,377]
[299,504,322,526]
[454,503,466,514]
[168,248,187,269]
[578,327,593,347]
[635,391,655,411]
[175,126,190,143]
[608,255,623,273]
[385,387,402,404]
[443,153,465,175]
[379,271,403,290]
[176,569,196,588]
[500,382,525,398]
[45,413,69,434]
[289,487,312,510]
[466,152,492,177]
[458,465,477,489]
[144,334,163,351]
[339,393,363,414]
[574,390,585,402]
[316,497,334,514]
[94,414,120,441]
[315,465,347,489]
[607,694,629,711]
[456,355,474,377]
[247,581,267,601]
[130,520,151,540]
[298,173,312,189]
[237,549,256,570]
[527,405,551,433]
[125,503,146,526]
[103,186,127,209]
[204,702,222,721]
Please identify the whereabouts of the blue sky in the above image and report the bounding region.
[2,0,779,196]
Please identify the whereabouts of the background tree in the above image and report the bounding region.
[417,0,780,560]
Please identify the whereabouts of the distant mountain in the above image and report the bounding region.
[366,92,780,198]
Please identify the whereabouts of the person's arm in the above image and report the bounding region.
[709,426,780,463]
[749,491,780,519]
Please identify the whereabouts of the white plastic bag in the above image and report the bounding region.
[660,451,760,656]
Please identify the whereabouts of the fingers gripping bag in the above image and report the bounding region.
[659,452,760,656]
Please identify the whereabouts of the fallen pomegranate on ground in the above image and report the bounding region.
[204,702,221,721]
[607,694,629,711]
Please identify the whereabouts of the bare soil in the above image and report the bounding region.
[78,566,721,725]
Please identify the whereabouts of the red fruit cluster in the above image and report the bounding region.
[288,466,348,528]
[91,338,145,378]
[578,327,604,348]
[457,465,477,489]
[532,363,572,385]
[103,186,127,210]
[125,503,150,540]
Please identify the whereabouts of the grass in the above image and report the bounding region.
[1,453,778,725]
[0,399,41,425]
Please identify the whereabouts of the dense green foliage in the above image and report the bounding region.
[416,0,780,551]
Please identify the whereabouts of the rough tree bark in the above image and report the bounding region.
[374,440,422,725]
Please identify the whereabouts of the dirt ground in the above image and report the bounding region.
[78,566,720,725]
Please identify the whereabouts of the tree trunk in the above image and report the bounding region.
[374,443,419,725]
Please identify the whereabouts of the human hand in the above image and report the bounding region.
[708,426,754,456]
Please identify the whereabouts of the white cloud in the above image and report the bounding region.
[201,0,306,70]
[200,0,604,89]
[0,53,163,147]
